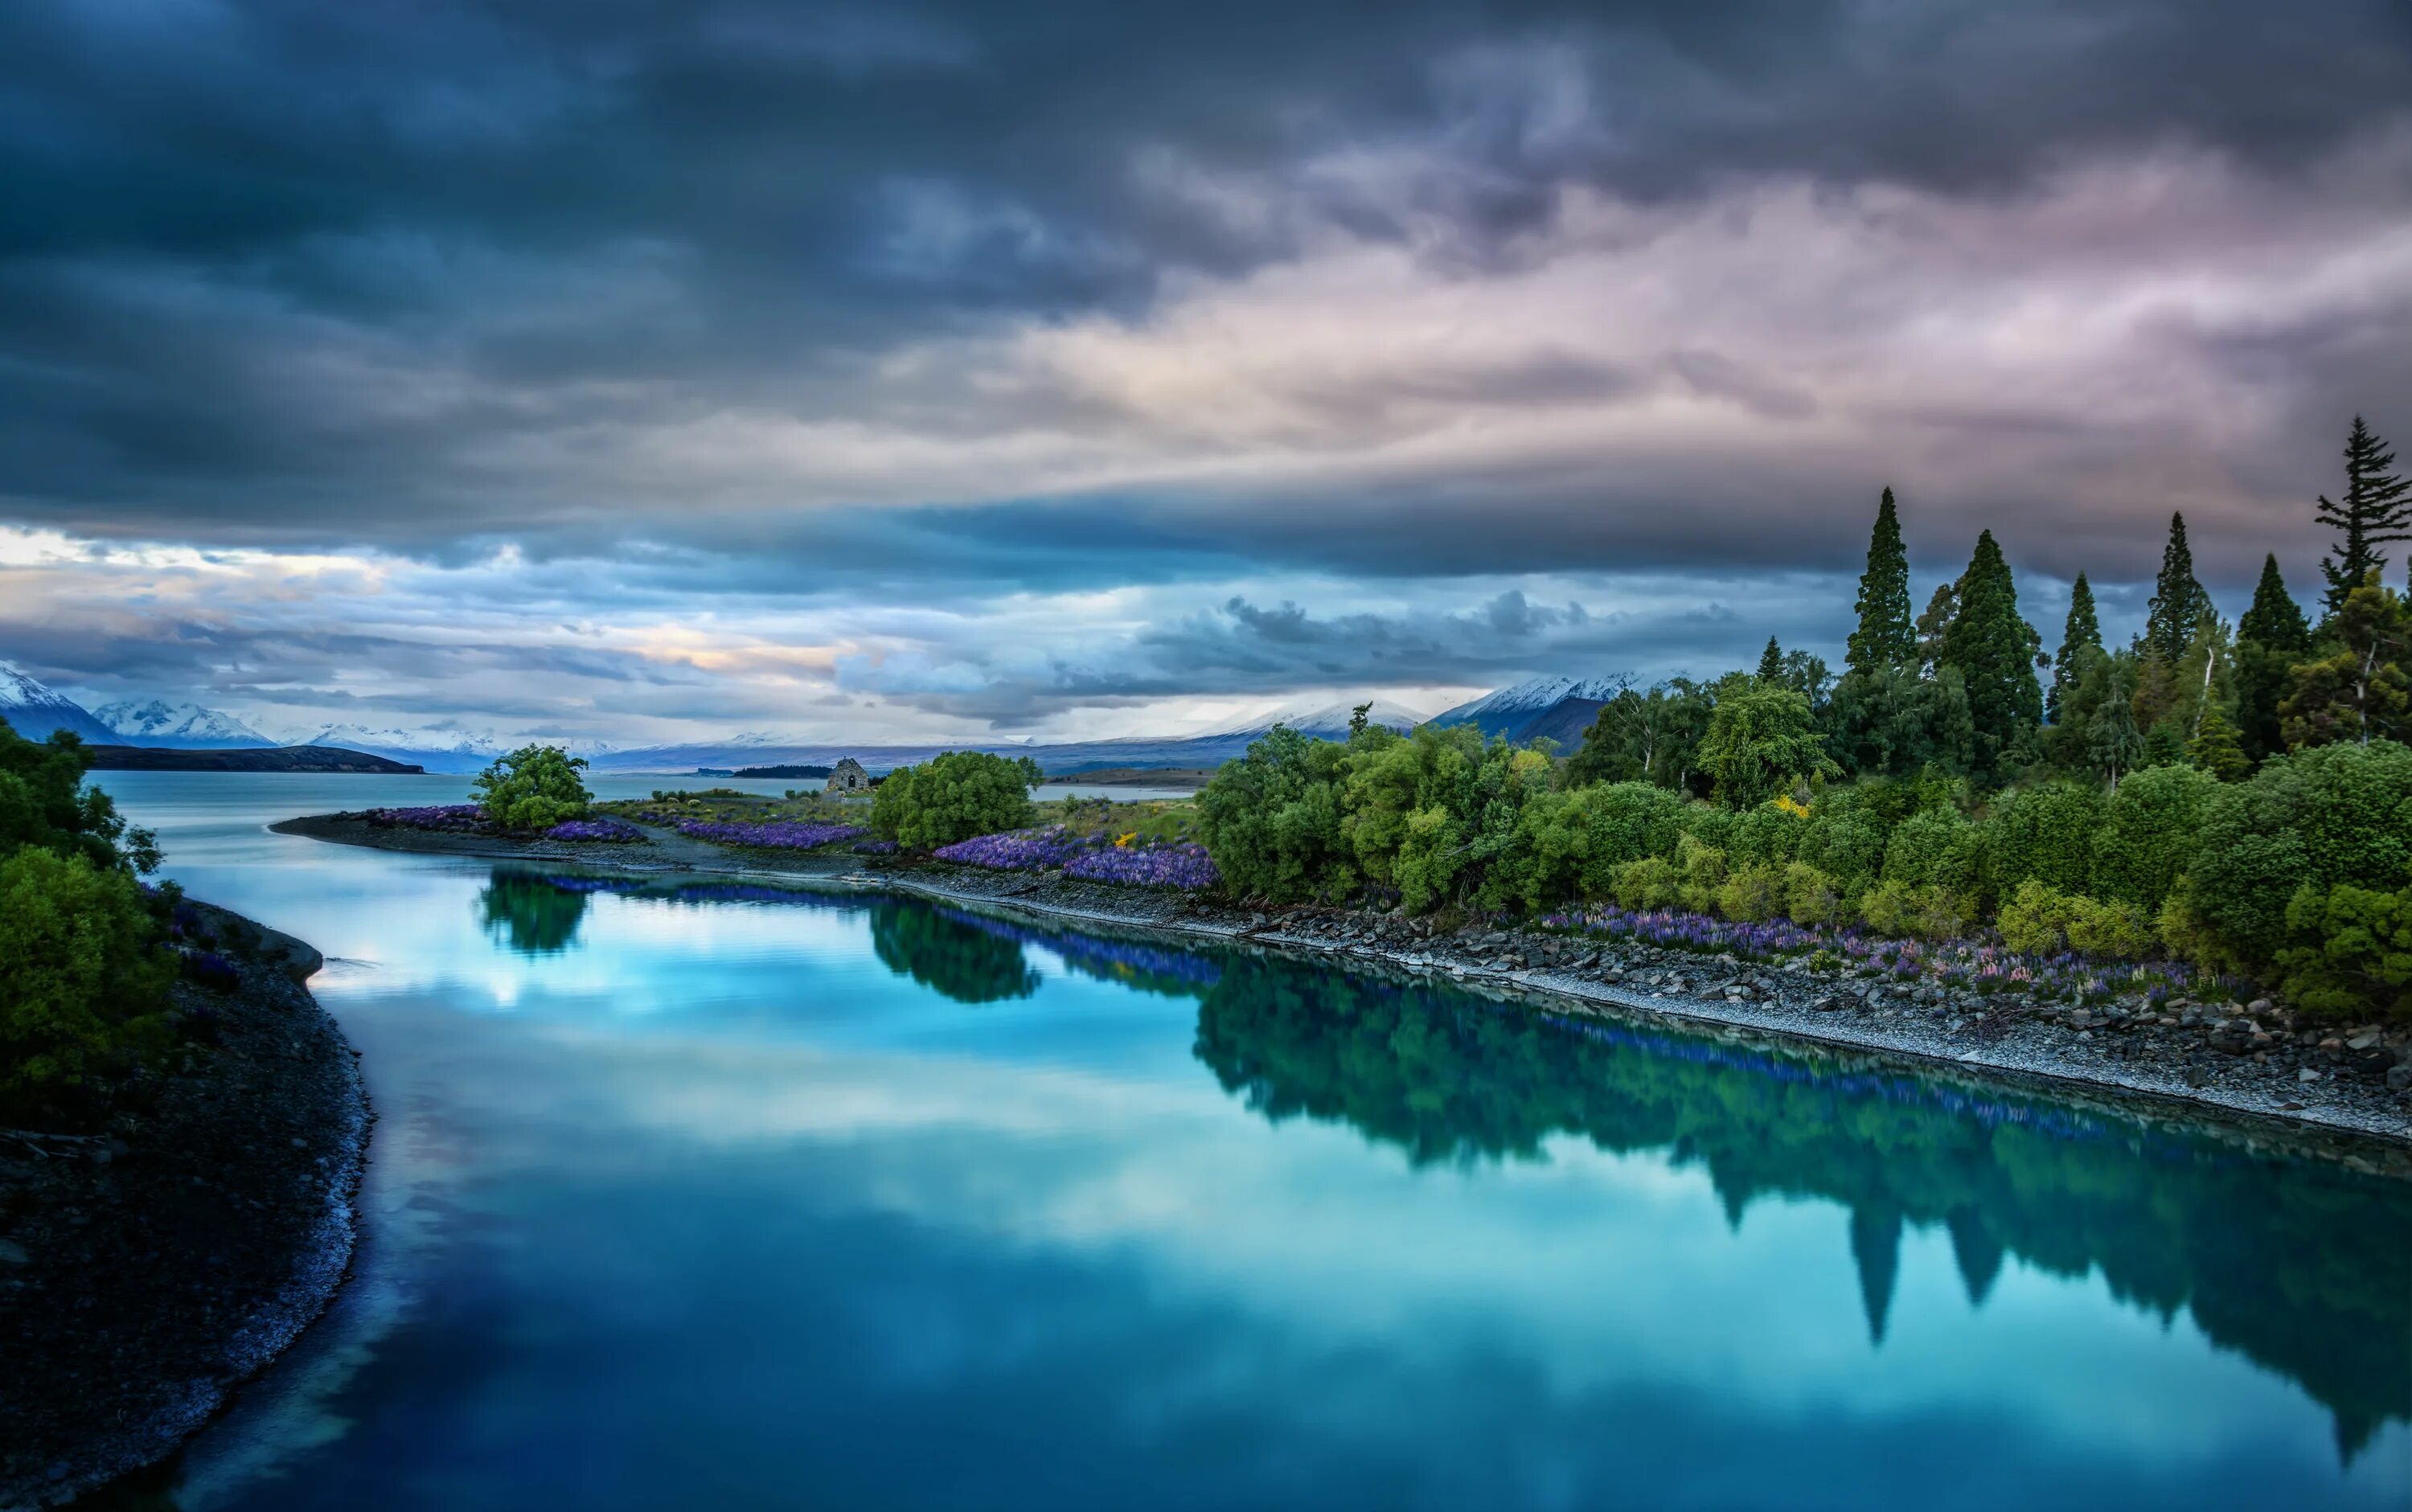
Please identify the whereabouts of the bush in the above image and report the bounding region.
[1860,880,1964,940]
[473,744,593,830]
[1782,863,1842,927]
[2276,884,2412,1020]
[2182,740,2412,975]
[1979,781,2103,898]
[2092,764,2217,912]
[873,750,1044,852]
[0,847,174,1096]
[1613,854,1682,910]
[1674,834,1729,913]
[1716,862,1786,922]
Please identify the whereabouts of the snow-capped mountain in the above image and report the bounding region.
[0,661,118,744]
[1206,697,1430,740]
[1430,675,1627,744]
[95,699,269,748]
[297,724,510,774]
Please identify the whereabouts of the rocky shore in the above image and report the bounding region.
[0,907,368,1510]
[275,811,2412,1153]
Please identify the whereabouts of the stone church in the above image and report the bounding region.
[825,756,871,793]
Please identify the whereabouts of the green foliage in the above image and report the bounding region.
[1858,880,1964,940]
[1941,530,2045,783]
[0,719,156,872]
[873,750,1044,851]
[1997,880,2157,960]
[1716,861,1786,922]
[478,871,589,955]
[2283,574,2412,749]
[0,846,174,1094]
[473,744,593,830]
[1847,486,1915,678]
[1696,683,1838,809]
[1565,681,1715,792]
[2236,553,2312,761]
[2316,416,2410,615]
[2180,741,2412,990]
[2049,572,2101,724]
[2091,764,2216,912]
[2145,512,2213,665]
[1979,781,2103,898]
[2276,884,2412,1020]
[1782,862,1843,926]
[868,900,1041,1004]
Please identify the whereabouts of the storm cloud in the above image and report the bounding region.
[2,0,2407,738]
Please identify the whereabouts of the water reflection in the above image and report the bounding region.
[476,871,593,956]
[1190,957,2412,1460]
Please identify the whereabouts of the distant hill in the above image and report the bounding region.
[0,662,118,744]
[590,698,1430,776]
[1431,675,1626,744]
[84,744,427,773]
[732,764,834,780]
[95,699,270,748]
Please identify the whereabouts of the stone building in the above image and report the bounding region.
[825,757,871,793]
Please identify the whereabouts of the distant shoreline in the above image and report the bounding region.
[271,810,2412,1157]
[1044,767,1213,789]
[84,744,426,774]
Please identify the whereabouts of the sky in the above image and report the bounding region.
[2,0,2409,747]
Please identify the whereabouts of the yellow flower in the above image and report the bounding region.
[1772,793,1811,819]
[1116,831,1137,847]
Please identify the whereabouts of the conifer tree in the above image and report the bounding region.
[2283,572,2412,748]
[2187,699,2249,781]
[2144,512,2213,663]
[2234,554,2310,761]
[1846,487,1914,678]
[1914,583,1957,676]
[2316,416,2410,614]
[1757,636,1784,683]
[1940,531,2044,781]
[2048,572,2099,723]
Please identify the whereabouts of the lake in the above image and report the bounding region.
[81,772,2412,1510]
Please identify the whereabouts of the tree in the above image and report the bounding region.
[2317,416,2410,615]
[1915,582,1958,676]
[1696,683,1840,809]
[1565,681,1717,793]
[2085,656,2147,788]
[2236,554,2312,761]
[872,750,1044,850]
[1757,636,1785,683]
[472,744,592,830]
[1,846,174,1097]
[2188,699,2250,781]
[2145,512,2213,664]
[1940,531,2044,782]
[2282,575,2412,749]
[2048,573,2100,724]
[1847,487,1914,678]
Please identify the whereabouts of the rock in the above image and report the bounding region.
[0,1239,29,1265]
[2389,1066,2411,1091]
[2347,1031,2381,1051]
[2299,1067,2323,1083]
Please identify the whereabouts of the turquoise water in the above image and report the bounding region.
[84,773,2412,1510]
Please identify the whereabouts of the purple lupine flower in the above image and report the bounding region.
[1064,842,1221,891]
[675,819,864,850]
[545,817,645,842]
[367,803,490,832]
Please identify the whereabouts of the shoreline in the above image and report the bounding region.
[273,812,2412,1160]
[0,906,370,1510]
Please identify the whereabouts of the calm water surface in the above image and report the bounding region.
[82,772,2412,1510]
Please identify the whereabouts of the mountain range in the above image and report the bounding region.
[3,664,1621,774]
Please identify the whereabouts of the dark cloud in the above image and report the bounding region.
[0,0,2406,559]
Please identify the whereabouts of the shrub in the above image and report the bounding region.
[1716,862,1786,923]
[1613,854,1682,910]
[1782,862,1842,927]
[1860,880,1964,940]
[1696,683,1839,808]
[2093,764,2217,912]
[0,847,174,1096]
[2276,883,2412,1020]
[1674,834,1729,913]
[473,744,593,830]
[1998,879,2082,954]
[1979,781,2103,898]
[873,751,1044,852]
[1198,727,1354,902]
[2182,740,2412,974]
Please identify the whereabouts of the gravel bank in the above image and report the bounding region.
[277,812,2412,1158]
[0,908,368,1510]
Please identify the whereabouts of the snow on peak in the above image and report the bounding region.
[96,699,269,746]
[1212,696,1430,738]
[1431,674,1627,727]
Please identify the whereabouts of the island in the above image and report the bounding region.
[83,744,427,774]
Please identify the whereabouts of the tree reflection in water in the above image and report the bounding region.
[1192,955,2412,1462]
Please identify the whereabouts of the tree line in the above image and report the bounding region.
[1196,417,2412,1020]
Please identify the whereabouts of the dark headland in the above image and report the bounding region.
[83,744,425,774]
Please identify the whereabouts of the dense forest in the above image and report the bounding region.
[1197,418,2412,1022]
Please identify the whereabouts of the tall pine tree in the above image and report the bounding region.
[2144,512,2212,663]
[1757,636,1784,682]
[2234,553,2310,761]
[1940,531,2044,781]
[2048,572,2099,723]
[2316,416,2410,614]
[1846,487,1914,678]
